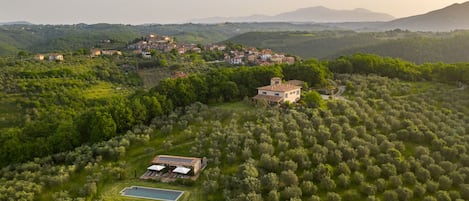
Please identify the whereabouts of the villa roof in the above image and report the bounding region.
[253,94,283,102]
[152,155,201,167]
[257,84,301,92]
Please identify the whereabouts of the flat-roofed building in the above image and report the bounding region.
[152,155,202,175]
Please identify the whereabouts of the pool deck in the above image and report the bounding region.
[140,170,199,182]
[120,186,184,201]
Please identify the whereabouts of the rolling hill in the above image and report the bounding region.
[0,22,372,56]
[225,30,469,63]
[380,1,469,31]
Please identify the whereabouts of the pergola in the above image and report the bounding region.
[147,165,165,171]
[172,166,191,174]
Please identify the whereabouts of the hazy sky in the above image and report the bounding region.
[0,0,467,24]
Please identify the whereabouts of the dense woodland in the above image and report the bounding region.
[0,51,469,200]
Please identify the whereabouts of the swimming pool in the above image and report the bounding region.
[120,186,184,201]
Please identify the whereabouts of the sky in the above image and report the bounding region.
[0,0,467,24]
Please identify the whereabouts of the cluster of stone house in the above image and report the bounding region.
[34,53,64,61]
[205,44,227,52]
[128,34,208,58]
[127,34,295,66]
[224,48,295,66]
[128,34,174,52]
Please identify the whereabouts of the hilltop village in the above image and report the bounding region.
[125,34,295,66]
[31,34,296,67]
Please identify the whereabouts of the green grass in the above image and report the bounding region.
[210,101,255,112]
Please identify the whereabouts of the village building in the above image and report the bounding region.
[225,55,244,65]
[34,54,45,61]
[205,45,226,51]
[247,55,258,64]
[101,50,122,56]
[270,54,285,64]
[141,51,152,59]
[246,47,259,55]
[48,53,64,61]
[90,48,102,57]
[177,46,187,54]
[253,77,302,104]
[285,56,295,65]
[191,47,202,53]
[260,53,272,62]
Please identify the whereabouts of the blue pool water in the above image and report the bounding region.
[121,186,184,201]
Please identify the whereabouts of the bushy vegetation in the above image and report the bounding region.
[0,56,143,165]
[186,74,469,200]
[1,52,469,200]
[329,53,469,84]
[0,54,330,166]
[4,73,468,200]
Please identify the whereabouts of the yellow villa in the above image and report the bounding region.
[253,77,302,104]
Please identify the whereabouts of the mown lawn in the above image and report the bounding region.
[210,100,255,112]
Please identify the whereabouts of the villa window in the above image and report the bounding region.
[275,93,279,96]
[285,93,288,98]
[262,91,267,95]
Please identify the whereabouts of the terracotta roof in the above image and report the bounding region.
[253,94,283,102]
[152,155,201,167]
[257,84,301,92]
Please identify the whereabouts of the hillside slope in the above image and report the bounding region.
[226,30,469,63]
[380,2,469,31]
[0,23,345,56]
[332,33,469,63]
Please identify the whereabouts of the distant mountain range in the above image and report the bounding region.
[379,1,469,31]
[192,2,469,32]
[0,21,32,25]
[190,6,395,23]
